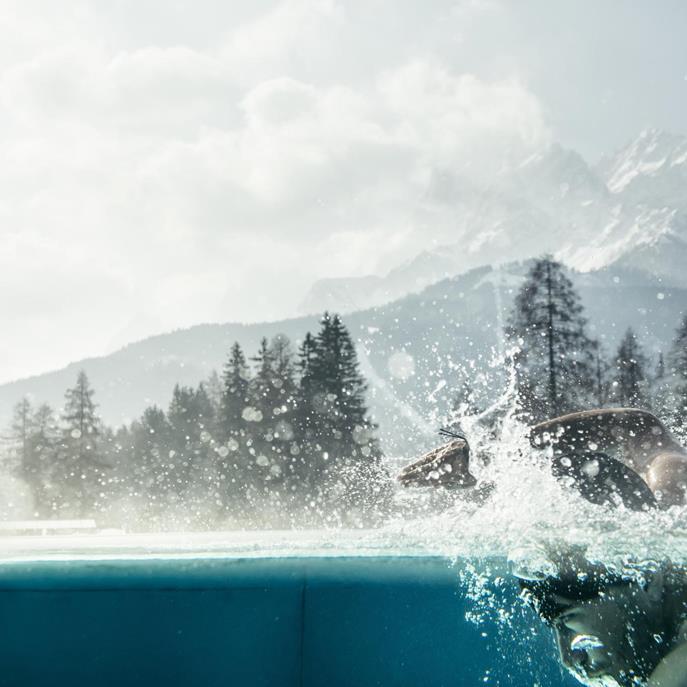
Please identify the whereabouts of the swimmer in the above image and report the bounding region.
[530,409,687,510]
[517,549,687,687]
[399,408,687,511]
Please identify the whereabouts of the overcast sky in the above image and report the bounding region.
[2,0,686,383]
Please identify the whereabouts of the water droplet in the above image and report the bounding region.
[388,351,415,380]
[581,459,600,478]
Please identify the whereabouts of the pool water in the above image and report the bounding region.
[0,548,575,686]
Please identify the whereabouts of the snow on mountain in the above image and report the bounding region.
[301,130,687,314]
[598,128,687,206]
[584,129,687,276]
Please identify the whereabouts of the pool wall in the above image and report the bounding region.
[0,557,577,686]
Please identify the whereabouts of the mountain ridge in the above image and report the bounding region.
[299,129,687,315]
[2,261,684,457]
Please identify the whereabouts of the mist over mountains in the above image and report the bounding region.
[1,261,683,458]
[2,128,685,456]
[300,129,687,315]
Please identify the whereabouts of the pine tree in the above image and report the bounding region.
[98,422,135,523]
[507,257,596,422]
[215,343,253,513]
[9,398,45,515]
[295,333,318,435]
[130,405,174,518]
[219,343,250,445]
[268,335,299,477]
[304,313,383,509]
[29,404,59,516]
[612,328,651,408]
[290,332,319,490]
[248,338,282,486]
[9,397,33,473]
[652,352,673,421]
[668,315,687,428]
[203,370,223,419]
[250,338,277,422]
[57,371,107,517]
[10,401,60,516]
[167,383,217,505]
[591,341,611,407]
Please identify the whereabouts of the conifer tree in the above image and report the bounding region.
[291,332,319,489]
[669,315,687,427]
[215,343,253,512]
[591,341,611,407]
[250,338,277,421]
[295,333,318,436]
[167,383,216,503]
[203,370,223,419]
[9,397,33,473]
[219,343,250,445]
[57,371,107,516]
[130,405,174,515]
[9,398,46,514]
[612,328,651,408]
[248,338,281,485]
[28,404,59,515]
[307,314,382,488]
[98,422,134,520]
[652,352,673,421]
[268,335,298,477]
[10,401,60,516]
[507,257,596,421]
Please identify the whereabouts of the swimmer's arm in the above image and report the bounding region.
[648,641,687,687]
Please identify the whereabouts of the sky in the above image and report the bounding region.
[1,0,686,383]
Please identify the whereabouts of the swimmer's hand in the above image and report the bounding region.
[397,438,477,489]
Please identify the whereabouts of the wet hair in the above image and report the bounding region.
[519,557,628,624]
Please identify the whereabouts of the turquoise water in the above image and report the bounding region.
[0,552,575,686]
[3,415,686,687]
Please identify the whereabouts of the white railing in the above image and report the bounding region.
[0,520,97,535]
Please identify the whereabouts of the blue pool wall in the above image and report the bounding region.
[0,556,577,686]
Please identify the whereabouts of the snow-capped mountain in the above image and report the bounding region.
[570,129,687,276]
[598,128,687,207]
[300,130,687,315]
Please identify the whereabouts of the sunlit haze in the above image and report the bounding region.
[2,0,686,382]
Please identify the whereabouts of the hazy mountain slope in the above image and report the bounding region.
[597,128,687,207]
[1,263,684,457]
[0,316,321,430]
[301,130,687,314]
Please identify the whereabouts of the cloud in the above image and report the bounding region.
[221,0,346,84]
[0,0,550,383]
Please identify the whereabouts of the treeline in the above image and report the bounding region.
[506,256,687,427]
[5,313,389,529]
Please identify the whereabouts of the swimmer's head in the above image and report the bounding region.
[520,564,666,687]
[550,588,660,686]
